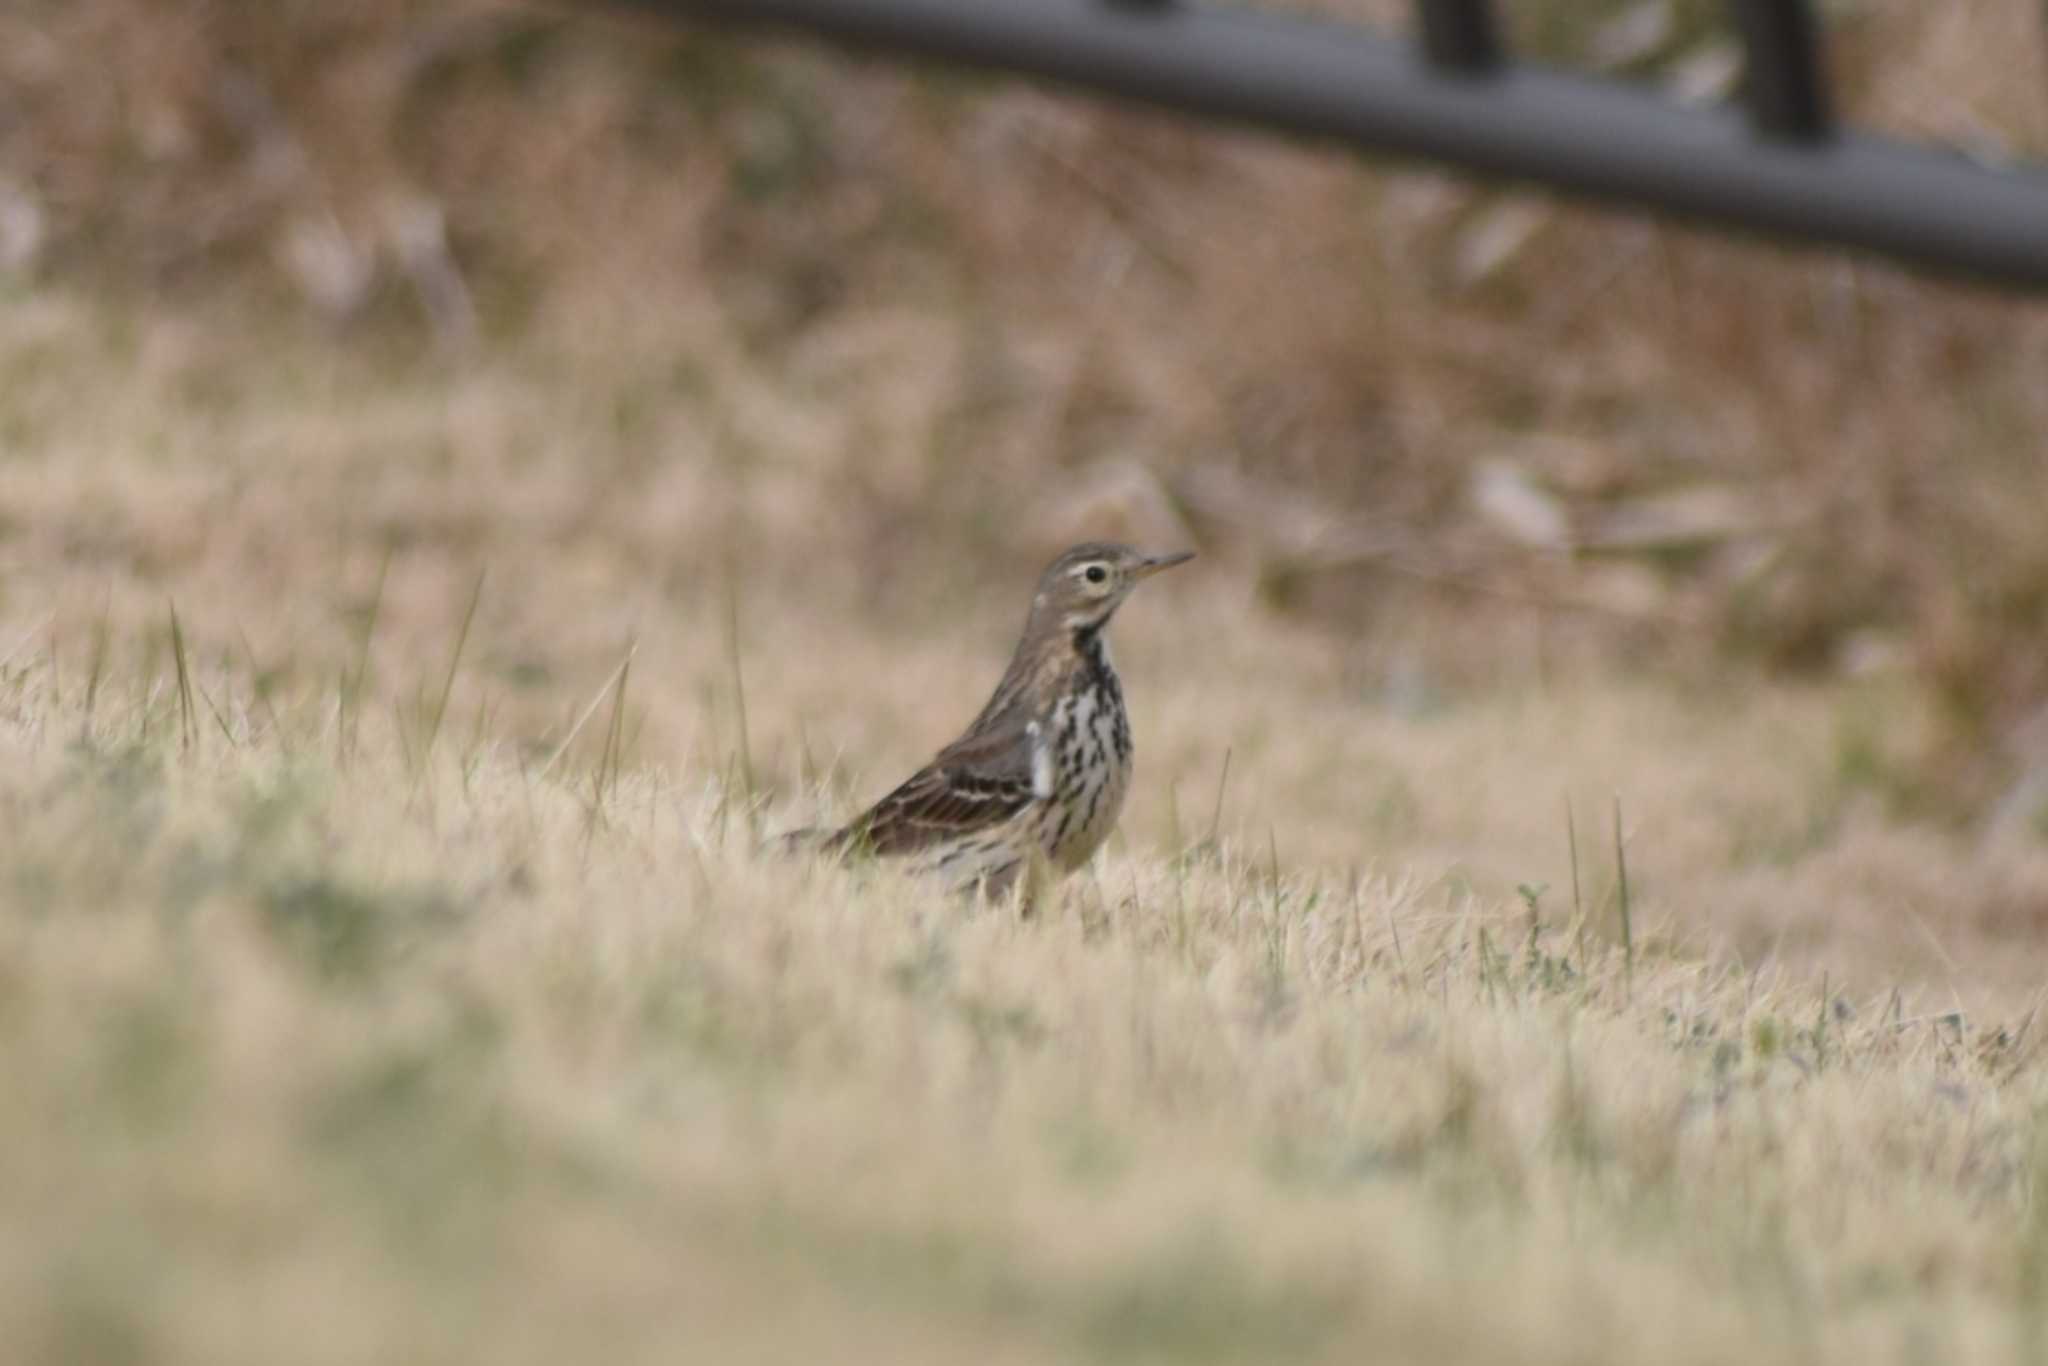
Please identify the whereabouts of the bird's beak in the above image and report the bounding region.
[1133,550,1196,579]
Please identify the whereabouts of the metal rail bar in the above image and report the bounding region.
[1727,0,1832,141]
[602,0,2048,291]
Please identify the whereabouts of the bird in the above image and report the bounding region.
[781,542,1193,906]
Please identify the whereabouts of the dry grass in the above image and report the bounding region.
[5,279,2048,1361]
[5,586,2048,1363]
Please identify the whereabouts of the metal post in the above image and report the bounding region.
[1417,0,1502,75]
[1727,0,1832,141]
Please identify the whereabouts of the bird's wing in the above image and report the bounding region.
[833,711,1048,857]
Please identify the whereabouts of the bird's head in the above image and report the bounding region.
[1030,542,1195,633]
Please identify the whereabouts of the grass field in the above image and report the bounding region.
[5,282,2048,1363]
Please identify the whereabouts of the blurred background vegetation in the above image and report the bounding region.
[5,0,2048,807]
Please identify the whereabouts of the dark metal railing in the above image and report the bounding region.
[600,0,2048,291]
[1416,0,1502,76]
[1726,0,1831,142]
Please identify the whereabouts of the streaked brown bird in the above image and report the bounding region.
[783,543,1193,903]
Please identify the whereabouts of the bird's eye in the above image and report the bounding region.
[1084,565,1108,584]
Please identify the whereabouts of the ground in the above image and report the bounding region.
[3,284,2048,1363]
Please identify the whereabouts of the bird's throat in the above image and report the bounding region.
[1071,624,1113,680]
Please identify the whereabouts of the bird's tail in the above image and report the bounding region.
[769,825,844,858]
